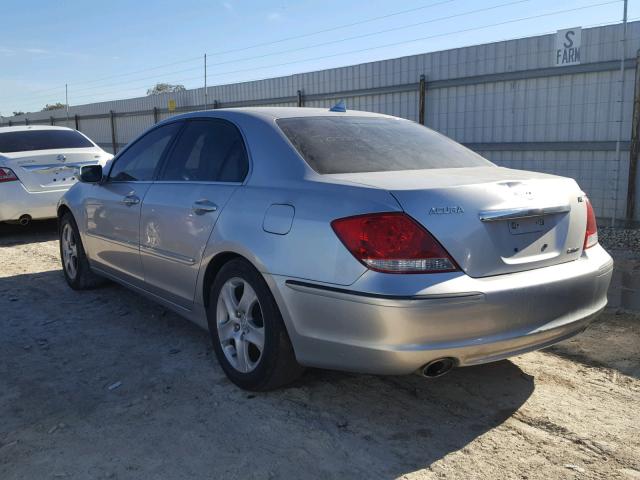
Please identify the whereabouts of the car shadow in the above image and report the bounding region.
[274,361,534,477]
[0,219,58,246]
[0,268,535,478]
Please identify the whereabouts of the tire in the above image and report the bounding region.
[59,212,106,290]
[207,258,304,391]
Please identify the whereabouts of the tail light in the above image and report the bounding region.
[331,212,458,274]
[583,197,598,249]
[0,167,18,183]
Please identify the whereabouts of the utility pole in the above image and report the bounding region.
[65,83,70,128]
[204,53,208,110]
[612,0,628,226]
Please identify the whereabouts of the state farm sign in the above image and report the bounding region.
[555,27,581,66]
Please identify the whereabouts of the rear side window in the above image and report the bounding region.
[0,129,93,153]
[109,123,181,182]
[160,119,248,182]
[276,116,493,174]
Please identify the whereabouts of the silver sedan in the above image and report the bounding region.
[57,107,613,390]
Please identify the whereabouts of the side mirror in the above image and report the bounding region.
[79,164,103,183]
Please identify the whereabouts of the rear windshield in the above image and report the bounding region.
[277,116,492,174]
[0,130,94,153]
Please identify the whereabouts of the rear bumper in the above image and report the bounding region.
[0,181,66,222]
[269,244,613,375]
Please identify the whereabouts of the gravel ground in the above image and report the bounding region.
[598,226,640,252]
[0,221,639,480]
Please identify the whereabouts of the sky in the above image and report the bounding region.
[0,0,637,116]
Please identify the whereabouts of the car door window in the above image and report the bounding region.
[160,119,248,182]
[109,122,182,182]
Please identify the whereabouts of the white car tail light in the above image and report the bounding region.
[331,212,459,274]
[0,167,18,183]
[584,197,598,249]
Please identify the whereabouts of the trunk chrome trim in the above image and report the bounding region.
[478,204,571,222]
[21,162,97,174]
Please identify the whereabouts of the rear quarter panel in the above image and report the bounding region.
[198,179,403,299]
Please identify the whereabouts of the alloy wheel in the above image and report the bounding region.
[216,277,265,373]
[61,223,78,280]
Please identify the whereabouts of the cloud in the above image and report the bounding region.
[0,46,88,60]
[222,2,233,11]
[25,48,49,54]
[267,12,283,21]
[0,46,16,56]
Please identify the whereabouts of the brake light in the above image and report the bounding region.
[0,167,18,183]
[331,212,458,274]
[584,197,598,249]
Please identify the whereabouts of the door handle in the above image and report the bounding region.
[192,199,218,215]
[122,194,140,206]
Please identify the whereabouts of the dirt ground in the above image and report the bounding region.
[0,221,639,480]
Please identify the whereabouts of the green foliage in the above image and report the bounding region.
[146,83,186,95]
[41,103,66,111]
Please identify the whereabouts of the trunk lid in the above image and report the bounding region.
[331,166,588,278]
[0,148,109,193]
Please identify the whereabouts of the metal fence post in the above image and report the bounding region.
[626,48,640,223]
[110,110,118,154]
[297,90,303,107]
[153,107,159,124]
[74,114,79,130]
[418,74,426,125]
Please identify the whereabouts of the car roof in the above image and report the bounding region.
[170,107,397,122]
[0,125,76,133]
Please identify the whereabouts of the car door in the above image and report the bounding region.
[83,122,183,285]
[140,118,249,308]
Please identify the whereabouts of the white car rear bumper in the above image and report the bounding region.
[0,181,67,222]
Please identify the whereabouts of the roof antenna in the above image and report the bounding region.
[329,99,346,112]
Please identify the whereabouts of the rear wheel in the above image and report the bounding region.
[59,213,105,290]
[207,258,304,391]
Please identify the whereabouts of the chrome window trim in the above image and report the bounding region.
[150,180,244,186]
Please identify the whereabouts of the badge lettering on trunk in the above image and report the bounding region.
[429,206,464,215]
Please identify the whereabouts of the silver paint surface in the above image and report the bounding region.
[59,108,613,374]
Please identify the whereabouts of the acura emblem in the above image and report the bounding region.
[57,154,66,162]
[429,206,465,215]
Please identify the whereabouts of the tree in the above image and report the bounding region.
[146,83,186,95]
[41,103,65,112]
[12,111,25,116]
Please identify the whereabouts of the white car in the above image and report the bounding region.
[0,125,111,225]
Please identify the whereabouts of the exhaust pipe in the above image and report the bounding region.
[18,215,31,227]
[420,357,456,378]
